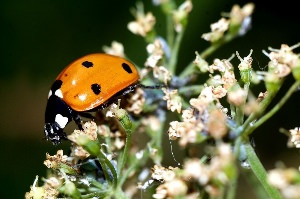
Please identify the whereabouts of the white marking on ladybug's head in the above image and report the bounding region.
[44,125,49,136]
[78,94,87,102]
[55,114,68,128]
[48,90,52,99]
[52,135,60,141]
[54,89,63,98]
[44,123,54,136]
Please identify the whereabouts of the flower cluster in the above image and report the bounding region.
[150,143,235,198]
[127,2,156,37]
[263,43,300,80]
[202,18,229,42]
[144,38,172,84]
[202,3,254,42]
[102,41,125,57]
[172,0,192,32]
[287,127,300,148]
[268,168,300,199]
[25,176,60,199]
[166,50,257,147]
[44,150,69,169]
[152,165,187,198]
[162,88,182,113]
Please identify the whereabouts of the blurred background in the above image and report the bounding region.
[1,0,300,198]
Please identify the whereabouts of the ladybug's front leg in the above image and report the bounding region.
[71,110,84,130]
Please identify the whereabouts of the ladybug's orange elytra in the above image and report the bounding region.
[56,53,139,111]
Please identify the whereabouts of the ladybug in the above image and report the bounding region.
[44,53,159,145]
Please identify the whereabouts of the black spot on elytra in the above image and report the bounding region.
[91,83,101,95]
[122,63,133,74]
[51,80,63,92]
[82,61,93,68]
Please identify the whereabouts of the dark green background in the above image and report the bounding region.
[1,0,300,198]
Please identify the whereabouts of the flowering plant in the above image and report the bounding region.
[26,1,300,199]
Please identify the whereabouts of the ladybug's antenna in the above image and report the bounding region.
[137,83,167,90]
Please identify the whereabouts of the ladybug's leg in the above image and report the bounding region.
[120,84,137,96]
[71,110,84,130]
[78,112,96,120]
[94,84,137,111]
[115,82,166,98]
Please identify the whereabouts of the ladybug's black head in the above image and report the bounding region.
[44,84,73,145]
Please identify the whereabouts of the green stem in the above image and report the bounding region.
[243,169,270,198]
[115,111,134,190]
[233,137,242,157]
[166,14,174,50]
[242,89,277,132]
[180,33,236,78]
[117,129,132,175]
[80,139,118,188]
[89,178,108,189]
[178,85,203,95]
[201,33,236,58]
[226,173,238,199]
[97,148,118,189]
[230,104,236,121]
[244,143,282,199]
[119,148,150,187]
[81,192,108,199]
[226,137,242,199]
[243,80,300,137]
[169,28,185,75]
